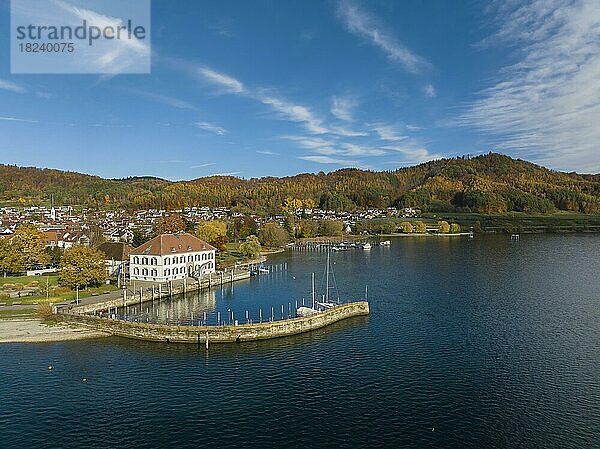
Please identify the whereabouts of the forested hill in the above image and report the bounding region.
[1,153,599,214]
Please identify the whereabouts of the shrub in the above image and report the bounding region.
[36,303,55,321]
[51,286,71,295]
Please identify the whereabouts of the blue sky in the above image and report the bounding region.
[1,0,599,180]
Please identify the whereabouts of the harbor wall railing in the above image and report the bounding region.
[57,301,370,344]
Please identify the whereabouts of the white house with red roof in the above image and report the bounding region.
[129,232,216,282]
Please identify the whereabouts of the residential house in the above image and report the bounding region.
[96,241,134,279]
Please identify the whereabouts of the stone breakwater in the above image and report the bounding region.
[58,301,370,344]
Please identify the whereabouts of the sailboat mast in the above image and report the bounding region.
[325,249,330,303]
[312,272,315,309]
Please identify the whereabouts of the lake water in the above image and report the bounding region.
[1,235,599,448]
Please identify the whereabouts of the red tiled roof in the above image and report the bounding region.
[130,233,216,256]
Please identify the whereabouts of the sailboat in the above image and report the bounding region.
[297,249,343,317]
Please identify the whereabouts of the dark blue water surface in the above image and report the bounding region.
[1,235,599,448]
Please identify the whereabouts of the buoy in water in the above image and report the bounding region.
[48,365,53,371]
[82,378,87,382]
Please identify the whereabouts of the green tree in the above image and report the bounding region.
[45,246,63,266]
[438,221,451,234]
[318,220,344,237]
[450,223,461,233]
[239,235,262,259]
[154,213,186,235]
[197,220,228,246]
[413,221,427,234]
[232,216,258,240]
[259,222,290,248]
[59,246,107,289]
[212,235,229,252]
[297,219,317,238]
[400,221,414,233]
[0,239,22,275]
[132,229,150,247]
[11,224,50,270]
[283,214,296,238]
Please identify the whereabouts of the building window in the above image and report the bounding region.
[142,257,148,265]
[188,255,193,262]
[151,258,157,265]
[209,252,214,259]
[164,257,170,265]
[134,256,139,264]
[165,268,170,276]
[133,267,139,275]
[142,268,148,276]
[151,269,157,276]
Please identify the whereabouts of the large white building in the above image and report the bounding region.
[129,233,216,282]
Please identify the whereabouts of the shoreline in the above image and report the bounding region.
[0,318,109,344]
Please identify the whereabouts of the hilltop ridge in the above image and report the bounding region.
[1,153,598,214]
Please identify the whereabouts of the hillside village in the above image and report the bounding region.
[0,204,418,248]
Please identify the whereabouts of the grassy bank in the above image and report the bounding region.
[354,212,600,235]
[425,211,600,233]
[0,308,36,319]
[0,275,118,306]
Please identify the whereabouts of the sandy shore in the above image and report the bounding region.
[0,319,109,343]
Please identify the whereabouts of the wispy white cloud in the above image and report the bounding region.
[282,135,336,149]
[190,163,216,169]
[330,126,368,137]
[88,123,133,128]
[331,95,358,121]
[340,143,387,157]
[257,93,329,134]
[459,0,600,172]
[0,79,52,98]
[371,123,408,142]
[126,89,197,110]
[197,67,246,94]
[423,84,436,98]
[0,116,39,124]
[194,121,227,135]
[336,0,429,73]
[53,0,150,74]
[381,144,442,163]
[284,135,386,158]
[256,150,279,156]
[194,64,372,137]
[208,18,235,38]
[298,155,360,165]
[0,79,26,94]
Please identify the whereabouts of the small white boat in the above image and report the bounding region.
[380,240,391,246]
[362,243,372,250]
